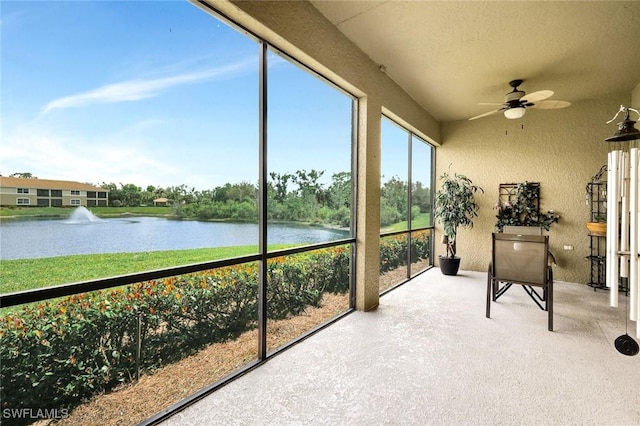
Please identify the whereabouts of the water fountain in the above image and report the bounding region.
[66,206,104,223]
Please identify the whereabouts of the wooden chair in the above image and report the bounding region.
[486,232,554,331]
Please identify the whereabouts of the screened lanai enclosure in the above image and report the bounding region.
[0,1,435,423]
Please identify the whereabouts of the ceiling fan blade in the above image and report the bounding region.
[531,100,571,110]
[478,102,503,106]
[468,108,503,121]
[521,90,553,103]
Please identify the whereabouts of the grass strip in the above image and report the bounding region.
[0,206,173,218]
[384,212,431,232]
[0,245,292,294]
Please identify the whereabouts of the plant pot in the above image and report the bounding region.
[439,255,461,276]
[586,222,607,236]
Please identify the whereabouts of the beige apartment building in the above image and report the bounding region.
[0,176,108,207]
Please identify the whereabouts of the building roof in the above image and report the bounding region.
[0,176,107,192]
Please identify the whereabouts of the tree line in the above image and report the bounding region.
[100,169,430,227]
[3,169,431,227]
[6,170,430,228]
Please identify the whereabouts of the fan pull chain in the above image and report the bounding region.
[504,122,525,135]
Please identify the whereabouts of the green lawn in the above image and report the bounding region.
[0,245,275,294]
[384,212,431,232]
[0,206,172,218]
[1,208,429,295]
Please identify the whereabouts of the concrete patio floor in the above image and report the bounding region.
[161,268,640,425]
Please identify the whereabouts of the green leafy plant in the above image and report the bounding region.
[434,171,483,258]
[379,230,431,272]
[494,182,559,232]
[0,248,352,418]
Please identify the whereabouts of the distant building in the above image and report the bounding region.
[153,197,169,206]
[0,177,109,207]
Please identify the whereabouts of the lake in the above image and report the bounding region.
[0,216,350,260]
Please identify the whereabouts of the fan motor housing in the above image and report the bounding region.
[505,90,525,103]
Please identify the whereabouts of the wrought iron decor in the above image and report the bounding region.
[586,167,608,290]
[498,182,540,213]
[495,182,559,232]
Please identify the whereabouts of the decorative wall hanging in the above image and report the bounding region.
[494,182,559,232]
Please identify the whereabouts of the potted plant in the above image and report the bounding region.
[434,171,484,275]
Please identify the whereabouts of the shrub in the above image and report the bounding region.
[379,230,431,273]
[0,238,423,421]
[0,247,351,421]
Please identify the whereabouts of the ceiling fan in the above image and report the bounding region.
[469,79,571,121]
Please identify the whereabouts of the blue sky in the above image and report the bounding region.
[1,0,355,190]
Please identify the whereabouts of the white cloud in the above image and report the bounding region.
[4,57,259,188]
[0,122,181,187]
[42,59,254,114]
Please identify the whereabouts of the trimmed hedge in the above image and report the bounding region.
[380,230,431,273]
[1,234,429,422]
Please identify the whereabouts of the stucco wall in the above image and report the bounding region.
[436,95,631,283]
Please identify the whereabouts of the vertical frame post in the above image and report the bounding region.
[258,41,268,360]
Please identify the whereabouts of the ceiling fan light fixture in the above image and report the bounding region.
[468,80,568,121]
[504,107,525,120]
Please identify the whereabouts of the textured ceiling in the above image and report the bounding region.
[310,1,640,122]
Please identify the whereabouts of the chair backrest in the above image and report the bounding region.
[492,233,549,285]
[503,225,543,236]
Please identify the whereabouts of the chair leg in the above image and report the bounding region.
[548,268,554,331]
[486,264,492,318]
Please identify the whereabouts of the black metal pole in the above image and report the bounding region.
[258,41,268,360]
